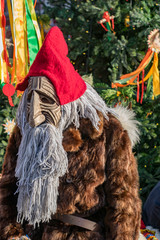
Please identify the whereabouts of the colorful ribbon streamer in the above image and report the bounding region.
[0,0,9,85]
[25,0,40,65]
[12,0,28,95]
[1,0,46,105]
[152,52,160,98]
[26,0,42,49]
[112,48,160,102]
[0,0,15,106]
[6,0,15,85]
[98,11,115,37]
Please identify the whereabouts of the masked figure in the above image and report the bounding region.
[0,27,141,240]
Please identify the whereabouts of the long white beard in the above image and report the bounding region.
[15,83,117,227]
[15,123,67,227]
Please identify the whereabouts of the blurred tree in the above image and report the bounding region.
[0,91,19,172]
[41,0,160,85]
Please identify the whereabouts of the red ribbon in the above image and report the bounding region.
[1,0,10,83]
[99,11,115,32]
[100,22,108,32]
[140,69,145,104]
[34,0,37,8]
[1,0,15,106]
[112,18,114,29]
[137,74,140,102]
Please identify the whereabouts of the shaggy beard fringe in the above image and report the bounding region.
[15,83,115,227]
[15,124,67,227]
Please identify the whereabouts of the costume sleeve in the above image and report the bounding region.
[104,116,141,240]
[0,125,23,239]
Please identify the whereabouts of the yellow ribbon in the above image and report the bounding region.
[0,40,3,84]
[39,20,45,43]
[152,52,160,97]
[12,0,28,92]
[6,0,14,42]
[0,27,4,83]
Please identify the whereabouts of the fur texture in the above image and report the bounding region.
[0,125,22,239]
[62,127,83,152]
[0,113,141,240]
[113,105,140,147]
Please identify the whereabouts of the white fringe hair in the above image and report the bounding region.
[111,105,140,147]
[15,82,140,227]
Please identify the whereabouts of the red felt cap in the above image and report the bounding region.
[16,26,86,105]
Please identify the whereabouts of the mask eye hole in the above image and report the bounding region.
[40,95,55,104]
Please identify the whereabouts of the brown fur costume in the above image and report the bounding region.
[0,112,141,240]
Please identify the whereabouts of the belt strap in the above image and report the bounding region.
[55,214,100,232]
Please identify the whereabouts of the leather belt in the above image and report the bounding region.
[54,214,101,232]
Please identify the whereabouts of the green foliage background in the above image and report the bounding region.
[0,92,19,171]
[0,0,160,203]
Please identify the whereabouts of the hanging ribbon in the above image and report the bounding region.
[152,52,160,97]
[39,20,45,42]
[1,0,15,106]
[1,5,11,71]
[25,0,40,65]
[0,0,9,85]
[140,69,145,104]
[33,0,37,8]
[1,0,43,106]
[137,74,139,102]
[112,49,153,88]
[12,0,28,96]
[112,30,160,102]
[6,0,14,41]
[111,18,114,30]
[98,11,115,37]
[26,0,42,49]
[6,0,16,84]
[0,28,4,84]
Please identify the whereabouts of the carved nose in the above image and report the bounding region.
[29,92,45,127]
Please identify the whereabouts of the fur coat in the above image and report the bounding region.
[0,112,141,240]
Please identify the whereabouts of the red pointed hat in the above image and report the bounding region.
[16,26,86,105]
